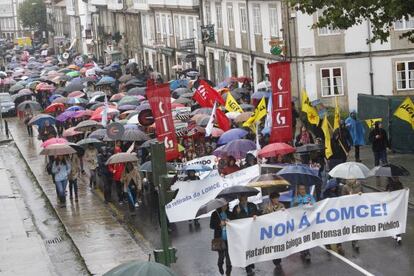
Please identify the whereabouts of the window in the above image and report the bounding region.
[395,17,414,30]
[155,15,160,34]
[196,20,201,40]
[320,67,344,96]
[252,5,261,34]
[174,15,179,38]
[239,5,247,32]
[161,15,167,37]
[205,2,211,25]
[181,16,187,39]
[269,5,279,37]
[396,61,414,90]
[168,16,172,36]
[188,17,194,38]
[227,4,234,30]
[142,15,147,39]
[215,2,222,29]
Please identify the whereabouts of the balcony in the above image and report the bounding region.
[147,0,199,8]
[90,0,108,6]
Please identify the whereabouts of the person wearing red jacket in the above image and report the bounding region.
[108,144,126,204]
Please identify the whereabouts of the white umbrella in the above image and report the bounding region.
[127,114,139,125]
[225,112,241,120]
[256,81,271,91]
[329,162,370,179]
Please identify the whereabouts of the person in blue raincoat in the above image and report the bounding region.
[345,111,365,162]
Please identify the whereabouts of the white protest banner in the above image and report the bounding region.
[172,155,218,182]
[166,165,260,222]
[227,190,409,267]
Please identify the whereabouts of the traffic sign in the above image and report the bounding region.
[106,122,125,140]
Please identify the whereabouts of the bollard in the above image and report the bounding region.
[4,120,9,138]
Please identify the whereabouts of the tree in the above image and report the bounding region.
[18,0,47,32]
[288,0,414,43]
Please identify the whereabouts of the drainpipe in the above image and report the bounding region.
[199,0,207,78]
[367,19,374,95]
[245,0,254,83]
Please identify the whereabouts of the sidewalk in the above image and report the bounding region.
[0,168,55,275]
[9,120,148,275]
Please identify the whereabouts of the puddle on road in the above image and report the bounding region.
[0,144,90,276]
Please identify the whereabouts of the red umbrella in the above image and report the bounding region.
[172,102,185,109]
[41,137,68,148]
[44,103,65,113]
[211,127,224,138]
[90,108,118,121]
[36,83,55,92]
[237,76,252,83]
[258,143,296,158]
[110,93,125,101]
[67,90,85,98]
[63,127,82,138]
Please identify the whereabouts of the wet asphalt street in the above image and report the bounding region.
[5,118,414,276]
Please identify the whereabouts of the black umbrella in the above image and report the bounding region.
[196,198,228,217]
[127,87,147,96]
[140,138,158,148]
[172,88,191,99]
[17,100,41,111]
[193,79,215,89]
[121,129,150,142]
[77,138,103,147]
[222,91,242,100]
[126,78,145,88]
[240,104,254,111]
[88,129,107,140]
[295,143,324,153]
[64,82,85,93]
[369,164,410,177]
[232,87,250,94]
[215,185,259,201]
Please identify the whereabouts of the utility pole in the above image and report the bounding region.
[150,142,178,266]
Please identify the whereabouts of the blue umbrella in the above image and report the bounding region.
[96,76,116,86]
[251,91,271,100]
[277,164,321,187]
[217,128,248,145]
[66,105,84,112]
[183,164,212,172]
[170,79,189,90]
[213,139,257,159]
[28,114,56,127]
[279,190,293,202]
[49,94,63,102]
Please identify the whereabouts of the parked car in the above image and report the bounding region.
[0,92,16,116]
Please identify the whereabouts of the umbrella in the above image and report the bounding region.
[211,127,224,138]
[64,82,85,93]
[119,74,133,83]
[196,198,228,218]
[9,83,24,93]
[67,90,85,98]
[74,120,103,132]
[66,71,80,78]
[66,105,84,112]
[215,185,259,201]
[140,138,158,149]
[295,144,324,154]
[277,164,322,186]
[121,128,150,142]
[258,143,296,158]
[222,91,242,101]
[180,92,194,98]
[225,112,241,120]
[127,87,147,96]
[369,164,410,177]
[103,260,177,276]
[191,108,213,116]
[88,129,107,140]
[77,138,103,147]
[217,128,249,145]
[125,78,145,88]
[247,174,291,194]
[257,81,271,91]
[28,114,55,126]
[328,162,370,180]
[44,103,65,113]
[170,79,189,90]
[17,100,41,111]
[174,97,192,105]
[56,111,77,122]
[182,164,213,172]
[40,143,76,156]
[118,105,138,111]
[52,97,67,104]
[196,116,211,127]
[41,137,68,148]
[74,109,93,118]
[96,76,116,86]
[240,104,254,111]
[213,139,257,159]
[15,88,33,97]
[67,97,88,105]
[110,93,125,101]
[234,112,253,123]
[172,88,191,99]
[119,96,140,106]
[63,127,82,138]
[251,91,271,100]
[106,152,138,165]
[140,161,176,172]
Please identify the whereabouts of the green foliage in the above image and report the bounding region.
[287,0,414,43]
[18,0,47,31]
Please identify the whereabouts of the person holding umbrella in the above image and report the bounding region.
[232,194,260,275]
[386,176,404,244]
[368,121,390,166]
[23,106,33,137]
[68,152,82,201]
[51,155,71,205]
[108,146,126,205]
[121,162,142,209]
[210,203,233,276]
[39,120,57,142]
[84,144,98,189]
[263,192,285,270]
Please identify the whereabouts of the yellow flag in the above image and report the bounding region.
[301,89,320,125]
[394,97,414,129]
[333,97,340,130]
[243,97,267,127]
[322,114,333,159]
[225,92,244,113]
[365,118,382,129]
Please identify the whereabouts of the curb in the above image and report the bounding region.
[8,135,92,276]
